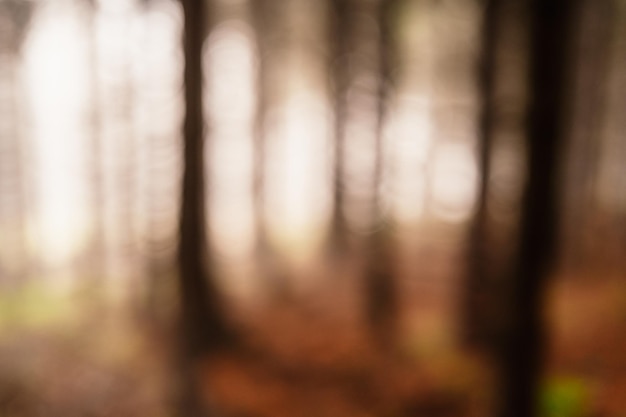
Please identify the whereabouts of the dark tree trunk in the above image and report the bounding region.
[460,0,501,350]
[178,0,232,414]
[496,1,577,416]
[179,0,231,358]
[364,0,398,351]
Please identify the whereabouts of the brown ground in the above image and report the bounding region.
[0,261,624,417]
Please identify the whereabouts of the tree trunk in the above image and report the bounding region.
[178,0,233,414]
[179,0,231,357]
[85,0,105,289]
[326,0,352,257]
[496,1,577,416]
[460,0,501,350]
[562,0,614,270]
[249,0,291,302]
[364,0,398,351]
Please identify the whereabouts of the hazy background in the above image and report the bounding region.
[0,0,625,416]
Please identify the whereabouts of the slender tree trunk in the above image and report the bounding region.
[563,0,614,270]
[601,0,626,259]
[249,0,291,302]
[178,0,232,414]
[326,0,351,257]
[85,0,105,286]
[364,0,398,351]
[461,0,501,350]
[250,0,270,259]
[496,1,577,416]
[179,0,230,357]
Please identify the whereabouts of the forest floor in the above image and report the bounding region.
[0,262,624,417]
[544,267,626,417]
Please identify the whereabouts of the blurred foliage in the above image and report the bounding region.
[540,376,590,417]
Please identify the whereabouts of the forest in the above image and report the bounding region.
[0,0,625,416]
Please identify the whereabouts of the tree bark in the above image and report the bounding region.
[496,1,577,416]
[179,0,231,357]
[177,0,232,414]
